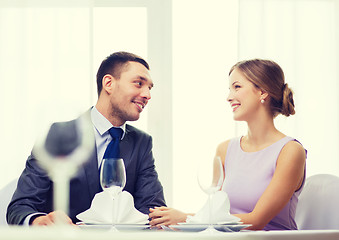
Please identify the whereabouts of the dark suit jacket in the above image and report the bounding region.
[6,111,166,225]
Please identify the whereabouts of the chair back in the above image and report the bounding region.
[295,174,339,230]
[0,178,18,225]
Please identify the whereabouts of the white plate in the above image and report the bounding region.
[167,224,251,232]
[216,224,252,232]
[178,221,241,226]
[115,224,150,231]
[78,223,150,231]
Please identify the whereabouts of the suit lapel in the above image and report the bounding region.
[83,148,101,197]
[78,109,101,198]
[120,126,134,168]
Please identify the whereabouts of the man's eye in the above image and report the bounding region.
[135,81,142,87]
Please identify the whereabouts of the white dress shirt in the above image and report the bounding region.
[90,106,126,168]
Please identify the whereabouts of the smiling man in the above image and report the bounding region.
[7,52,166,226]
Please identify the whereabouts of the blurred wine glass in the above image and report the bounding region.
[197,156,224,233]
[32,113,94,225]
[100,157,126,229]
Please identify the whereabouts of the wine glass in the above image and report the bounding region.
[32,113,95,226]
[197,156,224,233]
[100,157,126,230]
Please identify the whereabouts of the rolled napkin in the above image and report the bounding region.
[186,191,240,224]
[76,189,149,224]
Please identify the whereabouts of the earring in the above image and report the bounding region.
[261,99,265,104]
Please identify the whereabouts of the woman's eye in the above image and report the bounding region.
[234,85,241,89]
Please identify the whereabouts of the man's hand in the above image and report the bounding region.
[149,207,192,228]
[32,211,74,226]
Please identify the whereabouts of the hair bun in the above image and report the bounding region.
[281,83,295,116]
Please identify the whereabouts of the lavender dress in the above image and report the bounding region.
[221,136,306,230]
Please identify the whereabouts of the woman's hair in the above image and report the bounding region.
[229,59,295,117]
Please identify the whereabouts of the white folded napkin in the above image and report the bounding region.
[76,189,149,224]
[186,191,240,224]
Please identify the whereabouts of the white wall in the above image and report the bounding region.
[172,0,239,213]
[236,0,339,177]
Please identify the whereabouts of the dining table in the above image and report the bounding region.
[0,225,338,240]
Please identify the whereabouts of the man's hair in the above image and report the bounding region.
[96,51,150,96]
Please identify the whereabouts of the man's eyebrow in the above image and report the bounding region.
[139,76,154,88]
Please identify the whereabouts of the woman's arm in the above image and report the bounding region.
[216,140,230,175]
[148,207,193,227]
[234,141,306,230]
[148,141,231,228]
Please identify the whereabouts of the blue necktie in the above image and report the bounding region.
[103,127,123,159]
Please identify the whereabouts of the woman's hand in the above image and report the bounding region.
[148,207,192,228]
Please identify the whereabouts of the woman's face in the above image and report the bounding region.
[227,67,263,121]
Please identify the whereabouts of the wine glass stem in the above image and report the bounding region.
[112,197,116,225]
[110,196,119,232]
[208,193,212,227]
[53,172,70,225]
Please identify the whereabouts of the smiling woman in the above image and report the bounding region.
[149,59,307,231]
[221,59,306,230]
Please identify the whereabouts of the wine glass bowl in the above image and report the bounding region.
[33,114,95,177]
[100,157,126,229]
[197,156,224,195]
[100,158,126,198]
[197,156,224,233]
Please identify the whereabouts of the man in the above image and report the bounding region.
[7,51,166,225]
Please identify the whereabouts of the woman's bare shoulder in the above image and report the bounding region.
[278,139,306,166]
[216,139,231,164]
[282,140,306,157]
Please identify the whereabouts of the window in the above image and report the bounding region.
[0,1,173,206]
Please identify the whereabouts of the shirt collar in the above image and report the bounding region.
[91,106,126,140]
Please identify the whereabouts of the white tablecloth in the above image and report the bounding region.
[0,226,338,240]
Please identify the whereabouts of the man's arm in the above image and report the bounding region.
[6,154,53,225]
[31,211,73,226]
[133,136,166,214]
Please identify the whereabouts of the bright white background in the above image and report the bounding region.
[0,0,338,214]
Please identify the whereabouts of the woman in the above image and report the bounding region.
[149,59,306,230]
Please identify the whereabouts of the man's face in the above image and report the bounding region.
[109,61,153,125]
